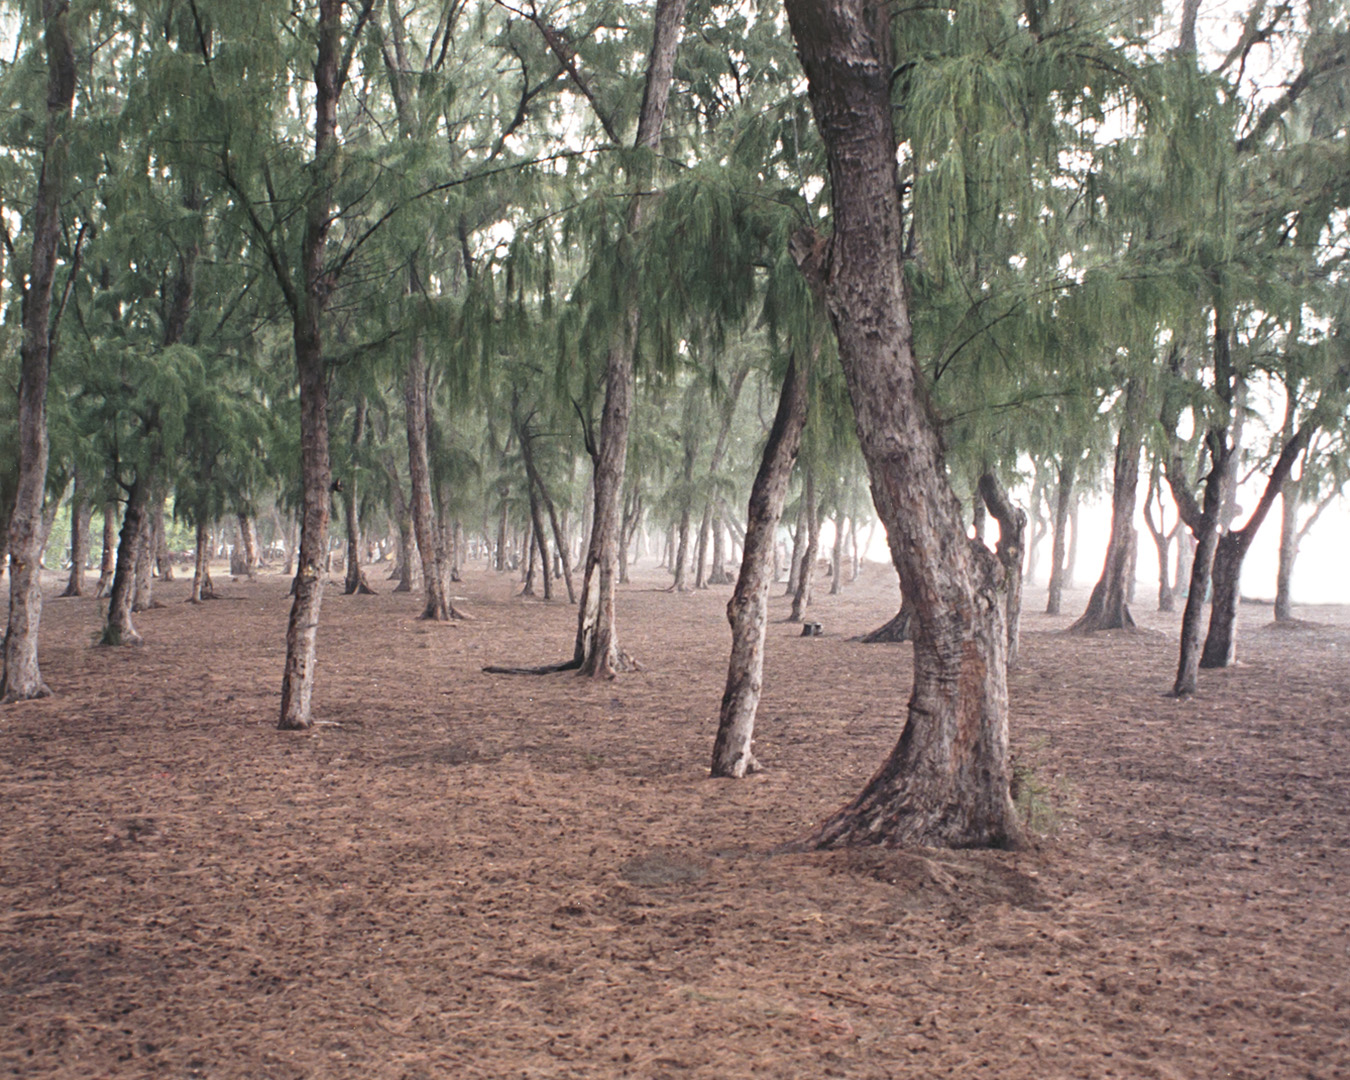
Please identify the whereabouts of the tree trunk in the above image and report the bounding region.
[1274,480,1299,622]
[238,513,259,578]
[60,474,91,598]
[2,2,75,702]
[1070,381,1145,632]
[784,0,1019,849]
[189,518,215,603]
[1199,428,1310,668]
[979,473,1027,670]
[711,352,809,777]
[1142,460,1176,613]
[155,507,174,582]
[342,399,376,596]
[104,482,148,646]
[518,413,575,603]
[405,341,457,619]
[708,510,730,585]
[830,513,845,595]
[693,503,712,589]
[785,503,806,596]
[278,0,346,730]
[860,591,916,643]
[132,503,157,612]
[572,0,688,678]
[1042,450,1074,615]
[789,470,820,621]
[95,502,117,597]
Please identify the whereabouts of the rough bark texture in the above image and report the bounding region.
[238,514,259,579]
[405,341,456,620]
[710,352,809,778]
[104,483,148,646]
[979,472,1027,670]
[2,2,75,702]
[1070,381,1145,633]
[189,519,215,603]
[859,592,916,643]
[278,0,347,730]
[785,0,1019,849]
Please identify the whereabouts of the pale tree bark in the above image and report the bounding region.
[711,351,809,777]
[237,513,259,578]
[785,503,807,595]
[132,499,158,612]
[697,362,750,588]
[1142,458,1178,612]
[979,472,1027,670]
[829,512,845,595]
[1070,379,1146,632]
[155,508,174,581]
[571,0,689,677]
[517,407,576,603]
[405,340,458,619]
[1274,467,1336,622]
[785,0,1019,849]
[95,501,116,597]
[2,1,76,702]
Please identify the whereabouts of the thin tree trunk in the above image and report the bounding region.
[104,482,149,645]
[572,0,688,678]
[2,3,75,702]
[711,352,809,777]
[405,341,458,619]
[60,473,91,598]
[95,501,117,597]
[789,470,819,622]
[709,510,730,585]
[518,414,575,603]
[829,513,845,595]
[1070,381,1145,632]
[1142,459,1176,613]
[343,398,376,595]
[784,0,1019,849]
[1200,428,1310,667]
[979,473,1027,670]
[786,503,806,596]
[239,514,259,578]
[189,519,215,603]
[155,507,174,581]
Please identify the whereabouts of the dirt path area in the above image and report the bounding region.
[2,560,1348,1079]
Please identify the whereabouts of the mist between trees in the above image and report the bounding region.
[2,0,1347,845]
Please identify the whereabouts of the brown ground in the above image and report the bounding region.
[2,559,1348,1080]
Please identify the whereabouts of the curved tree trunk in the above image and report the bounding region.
[132,502,158,613]
[104,482,149,645]
[343,399,376,596]
[1070,380,1145,633]
[980,472,1027,670]
[785,0,1019,849]
[711,351,809,778]
[2,3,75,702]
[95,502,118,598]
[189,519,215,603]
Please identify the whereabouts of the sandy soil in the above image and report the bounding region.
[1,559,1348,1079]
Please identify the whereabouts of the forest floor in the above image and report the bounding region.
[1,558,1348,1080]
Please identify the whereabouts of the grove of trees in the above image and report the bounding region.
[1,0,1347,848]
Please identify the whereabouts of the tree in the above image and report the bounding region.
[783,0,1019,849]
[2,0,76,702]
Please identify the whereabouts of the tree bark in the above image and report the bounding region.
[572,0,688,677]
[104,482,148,645]
[785,503,806,596]
[711,351,809,777]
[1070,380,1145,632]
[979,472,1027,670]
[59,471,90,597]
[132,499,158,612]
[860,591,916,643]
[1045,449,1077,614]
[829,513,845,595]
[405,340,458,619]
[342,398,376,595]
[1142,460,1177,613]
[789,469,820,622]
[189,518,215,603]
[2,1,75,702]
[1200,427,1311,667]
[95,501,117,597]
[785,0,1019,849]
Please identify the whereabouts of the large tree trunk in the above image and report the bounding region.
[1045,450,1077,614]
[1070,380,1145,632]
[59,471,91,598]
[711,352,809,777]
[2,3,75,703]
[785,0,1019,849]
[572,0,688,677]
